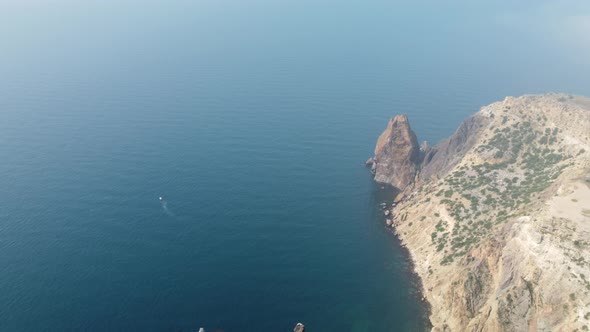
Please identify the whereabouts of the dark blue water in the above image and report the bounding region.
[1,1,589,331]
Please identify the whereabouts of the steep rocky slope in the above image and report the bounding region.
[370,94,590,331]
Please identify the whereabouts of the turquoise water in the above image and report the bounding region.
[1,1,589,331]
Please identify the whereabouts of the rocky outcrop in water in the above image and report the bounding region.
[371,94,590,331]
[368,113,490,192]
[368,114,421,190]
[293,322,305,332]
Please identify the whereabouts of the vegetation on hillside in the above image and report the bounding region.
[426,109,573,265]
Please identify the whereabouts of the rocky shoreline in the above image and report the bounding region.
[377,188,433,331]
[368,94,590,331]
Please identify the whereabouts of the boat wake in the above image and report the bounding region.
[159,196,175,216]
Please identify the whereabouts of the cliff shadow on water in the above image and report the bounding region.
[368,180,432,332]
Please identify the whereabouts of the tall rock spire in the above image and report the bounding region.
[369,114,420,190]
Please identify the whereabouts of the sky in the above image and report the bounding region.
[494,0,590,63]
[0,0,588,77]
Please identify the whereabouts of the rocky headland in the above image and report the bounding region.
[369,94,590,331]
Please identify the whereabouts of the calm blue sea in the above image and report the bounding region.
[1,1,589,331]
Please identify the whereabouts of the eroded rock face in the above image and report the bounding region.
[369,113,490,192]
[420,114,489,183]
[371,114,421,190]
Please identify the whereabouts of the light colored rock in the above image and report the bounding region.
[293,322,305,332]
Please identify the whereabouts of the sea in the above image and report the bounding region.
[1,1,589,331]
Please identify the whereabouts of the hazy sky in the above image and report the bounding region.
[0,0,588,79]
[495,0,590,61]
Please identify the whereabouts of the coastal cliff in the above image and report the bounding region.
[370,94,590,331]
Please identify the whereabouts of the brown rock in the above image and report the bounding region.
[371,115,420,190]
